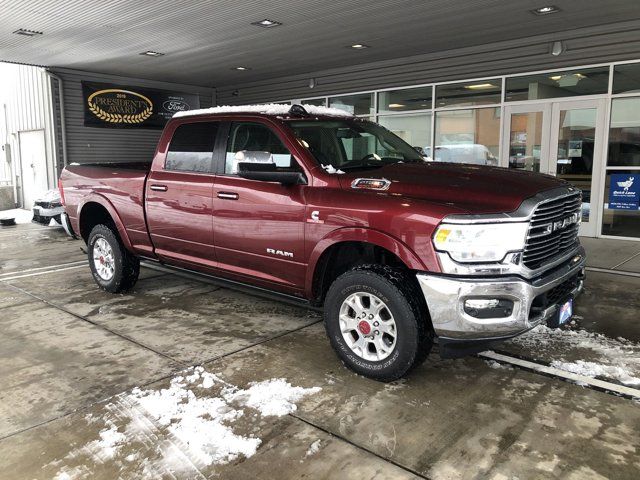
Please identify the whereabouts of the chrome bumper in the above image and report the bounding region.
[416,247,586,341]
[60,212,77,238]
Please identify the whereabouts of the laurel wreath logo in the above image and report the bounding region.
[87,89,154,124]
[88,102,153,123]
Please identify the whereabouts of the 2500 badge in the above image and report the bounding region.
[87,89,153,124]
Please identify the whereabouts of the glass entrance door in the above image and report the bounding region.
[503,99,605,236]
[549,99,605,237]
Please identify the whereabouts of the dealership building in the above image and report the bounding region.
[1,1,639,240]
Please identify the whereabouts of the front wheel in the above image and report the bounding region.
[323,265,433,381]
[88,224,140,293]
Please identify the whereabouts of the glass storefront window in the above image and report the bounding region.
[612,63,640,95]
[378,114,431,154]
[508,112,544,172]
[434,108,500,165]
[301,98,327,107]
[378,86,432,113]
[329,93,373,116]
[602,170,640,238]
[505,67,609,101]
[435,80,501,108]
[608,98,640,167]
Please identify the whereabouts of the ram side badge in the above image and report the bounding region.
[351,178,391,191]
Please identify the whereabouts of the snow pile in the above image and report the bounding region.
[550,360,640,386]
[50,367,321,478]
[129,370,259,466]
[0,208,33,224]
[173,103,352,119]
[223,378,321,417]
[509,325,640,386]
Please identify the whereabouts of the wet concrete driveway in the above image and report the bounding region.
[1,223,639,479]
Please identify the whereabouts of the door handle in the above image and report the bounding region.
[150,184,168,192]
[217,192,239,200]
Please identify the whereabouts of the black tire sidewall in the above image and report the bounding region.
[88,225,126,293]
[324,270,421,381]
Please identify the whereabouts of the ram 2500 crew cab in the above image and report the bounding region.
[59,104,586,381]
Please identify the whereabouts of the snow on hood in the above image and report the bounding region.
[173,103,352,118]
[35,188,61,203]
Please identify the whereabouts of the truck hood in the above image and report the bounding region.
[337,162,567,214]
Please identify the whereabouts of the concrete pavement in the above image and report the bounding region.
[0,223,639,479]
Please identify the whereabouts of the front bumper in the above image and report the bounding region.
[416,246,586,342]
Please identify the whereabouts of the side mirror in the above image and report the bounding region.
[413,146,425,155]
[237,162,307,186]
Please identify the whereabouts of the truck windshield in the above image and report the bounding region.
[288,119,424,171]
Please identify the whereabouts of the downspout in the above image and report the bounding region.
[45,71,68,168]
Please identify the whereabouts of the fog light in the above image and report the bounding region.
[464,298,514,319]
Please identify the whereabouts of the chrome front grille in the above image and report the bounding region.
[522,191,582,270]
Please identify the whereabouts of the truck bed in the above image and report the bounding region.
[60,162,154,255]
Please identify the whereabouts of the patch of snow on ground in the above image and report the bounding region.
[509,325,640,386]
[485,359,514,370]
[550,360,640,386]
[50,367,321,478]
[223,378,321,417]
[174,103,352,119]
[305,439,322,457]
[0,208,33,224]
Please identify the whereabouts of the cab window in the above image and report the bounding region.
[224,122,298,174]
[165,122,218,173]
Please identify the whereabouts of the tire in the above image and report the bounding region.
[87,224,140,293]
[323,264,433,382]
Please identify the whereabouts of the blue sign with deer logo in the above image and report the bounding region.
[609,174,640,210]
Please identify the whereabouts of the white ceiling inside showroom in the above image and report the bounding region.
[1,0,640,87]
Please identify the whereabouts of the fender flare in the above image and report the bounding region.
[77,194,134,251]
[304,227,427,296]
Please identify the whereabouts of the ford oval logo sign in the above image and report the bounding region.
[163,100,190,112]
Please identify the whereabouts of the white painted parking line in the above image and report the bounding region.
[0,264,87,282]
[479,351,640,399]
[0,260,87,278]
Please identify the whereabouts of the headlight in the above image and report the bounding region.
[433,222,528,263]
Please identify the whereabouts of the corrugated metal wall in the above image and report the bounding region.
[0,63,57,204]
[49,68,215,172]
[217,20,640,104]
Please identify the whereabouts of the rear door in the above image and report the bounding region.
[145,120,221,269]
[212,120,307,291]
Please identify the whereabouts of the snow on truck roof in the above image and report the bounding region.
[172,103,353,119]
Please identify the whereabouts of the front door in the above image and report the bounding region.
[503,99,606,236]
[18,129,48,209]
[212,121,306,292]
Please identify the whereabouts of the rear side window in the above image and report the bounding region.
[224,122,297,174]
[165,122,218,173]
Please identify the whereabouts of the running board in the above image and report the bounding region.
[139,259,320,312]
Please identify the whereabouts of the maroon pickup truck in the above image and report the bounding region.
[59,104,585,381]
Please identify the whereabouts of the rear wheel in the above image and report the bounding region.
[323,265,433,381]
[88,224,139,293]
